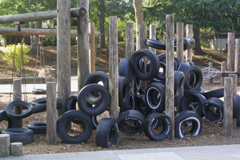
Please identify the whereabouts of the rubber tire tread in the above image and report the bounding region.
[28,122,46,134]
[96,118,119,148]
[5,100,32,119]
[202,97,223,122]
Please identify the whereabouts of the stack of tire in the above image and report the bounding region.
[0,98,62,145]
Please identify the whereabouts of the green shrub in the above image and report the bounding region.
[3,43,30,71]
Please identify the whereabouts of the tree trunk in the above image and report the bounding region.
[133,0,143,50]
[99,0,106,48]
[193,26,203,55]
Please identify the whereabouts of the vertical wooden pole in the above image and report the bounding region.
[235,39,240,73]
[125,23,135,93]
[13,79,22,128]
[46,82,58,145]
[0,134,10,157]
[139,24,147,89]
[149,24,156,53]
[208,62,213,83]
[227,32,235,71]
[221,61,226,86]
[77,0,89,90]
[177,22,184,63]
[186,24,193,63]
[109,16,119,119]
[223,77,233,137]
[165,14,175,140]
[229,74,237,128]
[89,22,95,73]
[57,0,71,116]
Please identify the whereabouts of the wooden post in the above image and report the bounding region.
[77,0,89,90]
[177,22,184,63]
[0,134,10,157]
[89,22,95,73]
[221,61,226,86]
[149,24,156,53]
[229,74,238,128]
[46,82,58,145]
[227,32,235,71]
[186,24,193,62]
[125,23,135,93]
[235,39,240,73]
[165,14,175,140]
[10,142,23,156]
[208,62,213,83]
[57,0,71,116]
[109,16,119,119]
[223,77,233,137]
[139,24,147,89]
[13,79,22,128]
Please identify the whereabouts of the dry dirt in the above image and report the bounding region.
[1,44,239,155]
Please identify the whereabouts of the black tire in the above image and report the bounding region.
[157,53,179,70]
[96,118,119,148]
[202,97,223,122]
[146,39,166,50]
[202,88,224,99]
[131,49,160,80]
[78,84,110,116]
[175,110,202,138]
[83,71,109,104]
[174,71,185,96]
[184,65,203,91]
[31,99,62,114]
[68,92,78,100]
[2,128,34,145]
[28,122,46,134]
[129,92,135,110]
[145,82,165,113]
[178,62,190,77]
[144,113,171,141]
[233,94,240,119]
[180,91,206,117]
[31,89,46,94]
[5,100,32,119]
[119,58,133,87]
[119,76,130,112]
[0,110,18,131]
[57,110,93,144]
[118,110,145,136]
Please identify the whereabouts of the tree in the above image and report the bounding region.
[143,0,240,55]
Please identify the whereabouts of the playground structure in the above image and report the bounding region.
[0,0,239,156]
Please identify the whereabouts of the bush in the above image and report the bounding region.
[3,43,30,71]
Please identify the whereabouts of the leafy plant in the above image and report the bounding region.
[3,43,30,71]
[201,54,212,62]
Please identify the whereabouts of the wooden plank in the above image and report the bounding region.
[77,0,89,90]
[0,134,10,157]
[53,18,78,26]
[0,8,84,24]
[90,22,95,73]
[177,22,184,63]
[57,0,71,116]
[149,24,156,53]
[125,23,135,93]
[227,32,235,71]
[208,62,213,83]
[165,14,175,140]
[229,74,237,129]
[186,24,193,62]
[139,24,147,89]
[10,142,23,156]
[221,61,226,86]
[109,16,119,119]
[13,79,22,128]
[223,77,233,137]
[46,82,58,145]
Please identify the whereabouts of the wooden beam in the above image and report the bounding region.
[0,8,86,24]
[186,24,193,62]
[13,79,22,128]
[0,27,99,37]
[57,0,71,117]
[77,0,89,90]
[227,32,235,71]
[90,22,95,73]
[149,24,156,53]
[165,14,175,140]
[177,22,184,63]
[53,18,78,26]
